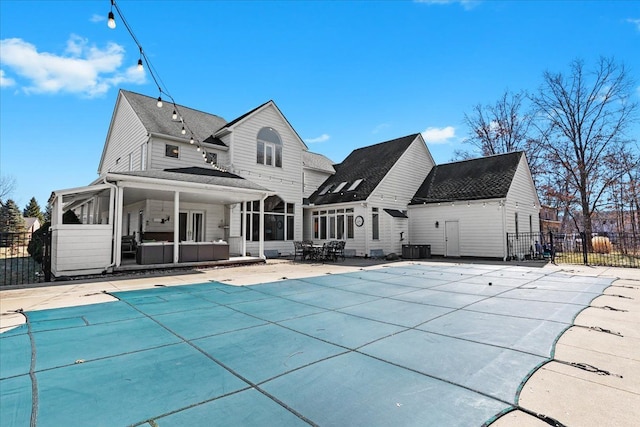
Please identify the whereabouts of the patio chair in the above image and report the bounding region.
[333,241,346,261]
[293,241,305,261]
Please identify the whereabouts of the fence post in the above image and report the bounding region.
[548,231,554,263]
[580,231,588,265]
[43,229,52,282]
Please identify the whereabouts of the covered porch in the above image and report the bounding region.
[49,168,273,278]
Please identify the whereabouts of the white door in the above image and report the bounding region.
[445,220,460,257]
[179,210,205,241]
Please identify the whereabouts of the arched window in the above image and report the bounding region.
[257,127,282,167]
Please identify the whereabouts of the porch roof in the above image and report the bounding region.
[107,167,273,205]
[112,167,268,191]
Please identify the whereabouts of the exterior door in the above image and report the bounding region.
[179,210,205,241]
[445,220,460,257]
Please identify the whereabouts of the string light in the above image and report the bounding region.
[137,47,143,71]
[108,11,116,29]
[107,0,228,171]
[107,0,116,29]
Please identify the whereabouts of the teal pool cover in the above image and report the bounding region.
[0,264,614,426]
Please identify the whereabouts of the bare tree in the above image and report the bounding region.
[530,57,639,244]
[0,175,16,204]
[457,90,542,184]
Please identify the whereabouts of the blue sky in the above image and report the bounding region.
[1,0,639,211]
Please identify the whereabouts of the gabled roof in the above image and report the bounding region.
[410,151,523,205]
[214,100,309,150]
[216,100,271,131]
[309,134,420,205]
[303,151,335,173]
[120,90,228,144]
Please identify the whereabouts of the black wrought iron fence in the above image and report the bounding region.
[0,230,51,286]
[507,231,640,268]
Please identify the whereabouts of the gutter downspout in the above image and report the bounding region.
[103,177,119,271]
[502,198,508,261]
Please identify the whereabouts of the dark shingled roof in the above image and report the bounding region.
[111,167,268,191]
[410,151,523,205]
[121,90,227,147]
[216,100,272,131]
[309,134,420,205]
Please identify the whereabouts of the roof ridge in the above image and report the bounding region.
[120,89,227,122]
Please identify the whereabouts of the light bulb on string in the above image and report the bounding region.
[157,96,163,108]
[189,136,194,144]
[137,58,143,71]
[172,110,178,120]
[107,11,116,29]
[197,146,201,152]
[181,126,186,135]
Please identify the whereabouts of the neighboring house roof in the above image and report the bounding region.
[303,151,335,173]
[111,167,269,191]
[309,134,420,205]
[410,151,523,205]
[120,90,228,146]
[24,217,41,231]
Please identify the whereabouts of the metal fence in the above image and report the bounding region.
[507,231,640,268]
[1,231,51,286]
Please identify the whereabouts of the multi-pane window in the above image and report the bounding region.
[372,207,379,240]
[256,127,282,167]
[312,208,354,240]
[242,196,294,241]
[140,143,147,170]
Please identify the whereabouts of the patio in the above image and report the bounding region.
[1,261,633,426]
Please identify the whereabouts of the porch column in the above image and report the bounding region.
[259,196,265,259]
[173,191,180,264]
[114,185,124,267]
[53,195,63,226]
[241,201,247,257]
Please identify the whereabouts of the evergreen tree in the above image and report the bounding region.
[44,201,52,223]
[23,197,45,224]
[0,199,27,233]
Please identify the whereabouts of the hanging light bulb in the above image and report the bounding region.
[172,110,178,120]
[181,126,186,135]
[157,96,163,108]
[137,58,143,71]
[197,146,201,152]
[189,136,194,144]
[107,11,116,29]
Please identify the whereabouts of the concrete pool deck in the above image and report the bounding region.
[1,259,638,426]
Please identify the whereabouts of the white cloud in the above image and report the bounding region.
[372,123,390,134]
[421,126,456,144]
[414,0,480,10]
[305,133,330,144]
[0,36,145,98]
[627,18,640,31]
[0,69,16,87]
[90,14,105,23]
